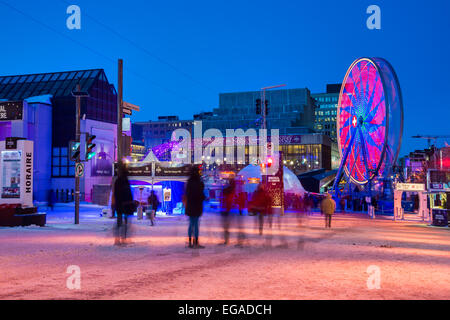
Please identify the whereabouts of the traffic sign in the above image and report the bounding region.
[75,162,84,178]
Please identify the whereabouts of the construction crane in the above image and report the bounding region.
[412,135,450,148]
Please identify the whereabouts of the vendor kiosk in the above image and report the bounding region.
[427,169,449,227]
[0,138,45,226]
[393,183,429,222]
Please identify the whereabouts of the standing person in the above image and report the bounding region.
[296,194,304,226]
[251,184,270,236]
[147,190,160,226]
[47,189,55,211]
[237,191,246,215]
[340,196,346,213]
[185,166,206,249]
[320,193,336,229]
[220,179,236,245]
[114,161,135,245]
[110,176,117,218]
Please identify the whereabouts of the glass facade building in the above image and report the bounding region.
[312,84,341,141]
[199,88,316,135]
[132,116,194,151]
[0,69,117,202]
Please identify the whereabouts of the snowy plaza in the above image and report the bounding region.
[0,205,448,300]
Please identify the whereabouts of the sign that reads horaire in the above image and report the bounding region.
[0,101,23,121]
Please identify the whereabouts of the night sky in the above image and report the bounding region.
[0,0,449,156]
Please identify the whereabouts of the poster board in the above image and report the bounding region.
[0,139,33,207]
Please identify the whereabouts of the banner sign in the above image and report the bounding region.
[0,101,23,121]
[428,170,450,191]
[396,183,426,191]
[155,164,192,177]
[122,163,152,177]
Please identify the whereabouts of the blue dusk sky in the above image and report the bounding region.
[0,0,449,156]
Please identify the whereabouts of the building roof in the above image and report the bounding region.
[0,69,114,101]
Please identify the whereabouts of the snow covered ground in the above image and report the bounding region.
[0,205,449,300]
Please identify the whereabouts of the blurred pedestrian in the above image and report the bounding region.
[147,190,160,226]
[339,196,346,213]
[184,166,206,249]
[237,191,247,215]
[47,189,55,211]
[220,179,236,245]
[114,161,136,245]
[320,193,336,229]
[110,176,117,218]
[250,184,271,236]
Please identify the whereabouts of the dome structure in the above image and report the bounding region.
[236,165,306,195]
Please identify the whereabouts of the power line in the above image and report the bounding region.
[58,0,217,94]
[0,0,204,109]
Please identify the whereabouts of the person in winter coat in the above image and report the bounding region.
[147,190,160,226]
[237,191,247,215]
[184,166,206,248]
[220,179,236,245]
[320,193,336,229]
[251,184,271,235]
[114,161,135,245]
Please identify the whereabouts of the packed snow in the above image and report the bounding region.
[0,206,449,300]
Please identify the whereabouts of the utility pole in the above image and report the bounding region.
[117,59,123,162]
[75,83,80,224]
[72,84,89,225]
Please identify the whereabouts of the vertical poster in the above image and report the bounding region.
[91,139,114,176]
[1,150,22,198]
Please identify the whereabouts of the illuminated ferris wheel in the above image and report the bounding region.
[334,57,403,192]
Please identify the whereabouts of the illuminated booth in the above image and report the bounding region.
[117,160,192,216]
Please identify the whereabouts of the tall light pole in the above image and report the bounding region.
[117,59,123,162]
[72,83,89,225]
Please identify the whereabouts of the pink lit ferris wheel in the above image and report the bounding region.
[334,57,403,192]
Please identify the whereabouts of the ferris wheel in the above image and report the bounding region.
[334,57,403,192]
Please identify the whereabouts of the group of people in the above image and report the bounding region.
[110,161,337,247]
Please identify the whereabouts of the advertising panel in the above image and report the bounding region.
[91,139,114,177]
[1,150,21,198]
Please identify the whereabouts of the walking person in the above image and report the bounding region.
[237,191,246,216]
[110,176,117,218]
[184,166,206,249]
[47,189,55,211]
[320,193,336,229]
[114,161,135,245]
[220,179,236,245]
[251,184,265,235]
[147,190,160,226]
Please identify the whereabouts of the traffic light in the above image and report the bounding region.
[255,98,261,115]
[70,141,81,161]
[85,134,96,160]
[264,99,269,116]
[267,156,273,168]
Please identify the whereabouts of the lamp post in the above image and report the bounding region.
[72,83,89,225]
